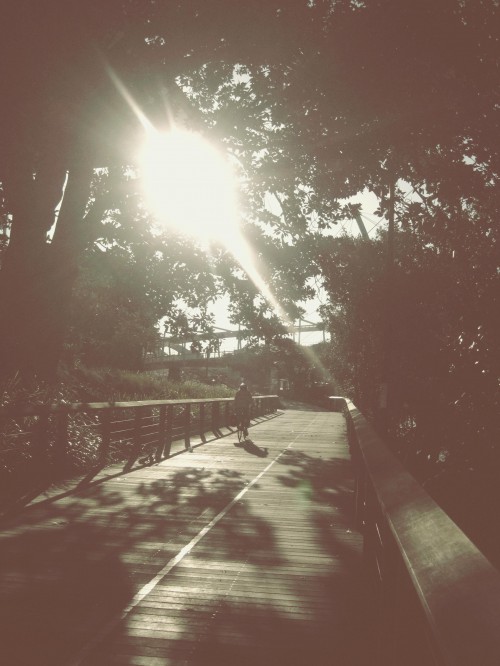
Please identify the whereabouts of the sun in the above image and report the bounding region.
[138,126,292,328]
[139,128,239,242]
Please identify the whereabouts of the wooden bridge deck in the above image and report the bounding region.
[0,408,373,666]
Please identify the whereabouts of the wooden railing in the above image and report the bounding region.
[0,395,279,501]
[330,396,500,666]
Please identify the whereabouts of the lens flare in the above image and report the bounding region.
[139,128,239,243]
[104,64,332,382]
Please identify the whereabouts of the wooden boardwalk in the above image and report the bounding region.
[0,407,373,666]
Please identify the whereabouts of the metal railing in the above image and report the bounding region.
[0,395,279,503]
[329,396,500,666]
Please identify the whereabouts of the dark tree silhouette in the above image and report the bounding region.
[0,0,497,382]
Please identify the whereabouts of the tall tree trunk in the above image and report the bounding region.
[0,158,92,382]
[38,159,94,379]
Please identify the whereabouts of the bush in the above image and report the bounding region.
[0,365,235,506]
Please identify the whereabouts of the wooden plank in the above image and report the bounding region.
[0,408,369,666]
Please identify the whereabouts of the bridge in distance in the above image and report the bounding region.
[144,320,326,369]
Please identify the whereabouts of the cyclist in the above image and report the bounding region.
[234,383,253,438]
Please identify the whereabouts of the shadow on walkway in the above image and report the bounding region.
[0,466,281,665]
[0,411,376,666]
[234,438,269,457]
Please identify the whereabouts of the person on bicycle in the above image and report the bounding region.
[234,383,253,438]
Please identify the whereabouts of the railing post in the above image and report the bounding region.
[354,466,366,530]
[99,409,111,466]
[156,405,166,461]
[224,401,231,428]
[163,404,173,458]
[346,411,366,529]
[125,406,143,470]
[378,534,405,666]
[212,402,220,436]
[199,403,205,441]
[184,403,191,450]
[362,480,379,582]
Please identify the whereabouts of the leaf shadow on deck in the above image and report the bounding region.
[0,421,377,666]
[275,449,356,516]
[184,598,366,666]
[0,466,282,666]
[84,447,376,665]
[272,447,379,665]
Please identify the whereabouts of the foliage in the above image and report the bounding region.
[2,0,495,378]
[57,365,234,403]
[64,167,224,370]
[0,364,233,407]
[0,0,331,379]
[317,211,500,563]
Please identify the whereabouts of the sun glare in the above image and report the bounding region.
[106,69,314,352]
[139,129,238,242]
[138,127,292,321]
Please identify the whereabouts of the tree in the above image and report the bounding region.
[64,164,225,370]
[1,0,498,383]
[0,0,327,380]
[0,1,131,378]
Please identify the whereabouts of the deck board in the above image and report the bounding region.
[0,408,374,666]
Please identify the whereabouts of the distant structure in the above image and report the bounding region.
[149,320,326,361]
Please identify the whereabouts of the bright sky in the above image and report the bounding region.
[206,295,326,353]
[137,119,384,353]
[208,188,384,351]
[107,65,386,353]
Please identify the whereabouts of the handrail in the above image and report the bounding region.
[0,395,279,416]
[0,395,280,504]
[329,396,500,666]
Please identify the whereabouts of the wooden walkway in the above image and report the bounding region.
[0,408,373,666]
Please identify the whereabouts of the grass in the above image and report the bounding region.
[70,366,235,402]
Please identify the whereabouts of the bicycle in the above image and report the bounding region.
[236,417,249,442]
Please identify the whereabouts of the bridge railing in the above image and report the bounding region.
[0,395,279,504]
[330,396,500,666]
[143,347,251,365]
